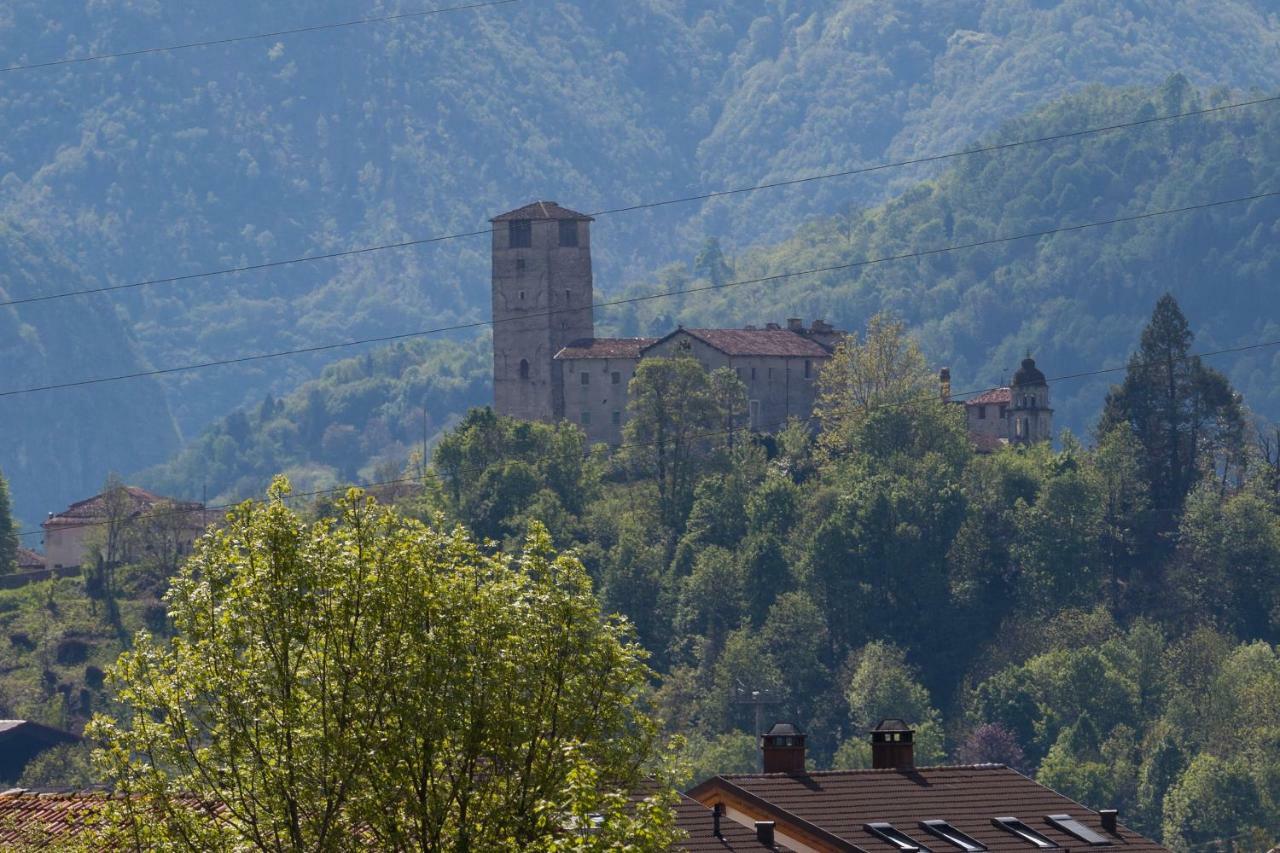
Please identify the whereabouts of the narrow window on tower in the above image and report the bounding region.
[804,359,813,379]
[509,219,532,248]
[581,372,590,385]
[978,405,986,420]
[519,359,530,380]
[565,289,572,304]
[559,220,579,247]
[581,411,591,426]
[611,371,621,385]
[612,410,621,425]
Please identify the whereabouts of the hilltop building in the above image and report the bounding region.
[490,202,844,445]
[42,486,207,570]
[942,357,1053,452]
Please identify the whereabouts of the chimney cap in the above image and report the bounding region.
[873,718,913,732]
[763,722,803,738]
[787,317,803,330]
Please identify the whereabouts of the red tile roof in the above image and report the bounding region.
[674,794,794,851]
[0,790,108,846]
[15,548,43,571]
[690,765,1165,853]
[43,487,204,528]
[555,338,657,360]
[964,387,1012,406]
[491,201,593,221]
[648,329,832,359]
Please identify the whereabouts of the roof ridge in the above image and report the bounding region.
[719,762,1011,778]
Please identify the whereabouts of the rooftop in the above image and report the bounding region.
[649,328,833,359]
[691,765,1162,853]
[491,201,593,222]
[674,794,794,852]
[15,547,43,570]
[964,387,1012,407]
[555,338,658,360]
[44,486,204,528]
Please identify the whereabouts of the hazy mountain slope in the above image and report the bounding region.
[639,80,1280,436]
[0,223,179,526]
[1,1,1278,516]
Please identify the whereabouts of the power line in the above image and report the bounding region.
[2,187,1276,400]
[15,328,1280,543]
[0,0,528,74]
[3,93,1276,310]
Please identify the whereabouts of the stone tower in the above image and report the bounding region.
[491,202,595,422]
[1010,357,1053,444]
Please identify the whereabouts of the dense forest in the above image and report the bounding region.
[2,0,1279,522]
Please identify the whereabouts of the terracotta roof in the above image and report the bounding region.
[690,765,1165,853]
[0,790,109,846]
[964,387,1012,406]
[491,201,593,222]
[674,794,794,852]
[555,338,657,360]
[15,548,43,570]
[648,329,832,359]
[44,487,204,528]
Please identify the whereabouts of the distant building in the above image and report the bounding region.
[42,486,207,570]
[0,720,80,783]
[687,720,1166,853]
[942,357,1053,452]
[491,201,845,445]
[14,547,43,572]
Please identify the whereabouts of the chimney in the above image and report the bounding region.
[787,318,803,331]
[760,722,806,774]
[766,322,781,331]
[712,803,724,837]
[871,719,915,770]
[1099,809,1118,834]
[939,368,952,403]
[755,821,776,847]
[811,319,832,333]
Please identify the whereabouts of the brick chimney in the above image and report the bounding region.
[787,318,803,331]
[760,722,806,774]
[871,719,914,770]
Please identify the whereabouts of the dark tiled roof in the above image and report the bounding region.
[15,548,43,570]
[0,790,107,846]
[965,387,1012,406]
[0,721,79,744]
[555,338,657,360]
[491,201,593,222]
[648,329,832,358]
[44,487,204,528]
[691,765,1166,853]
[674,794,794,852]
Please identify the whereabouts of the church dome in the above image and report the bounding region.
[1012,357,1046,387]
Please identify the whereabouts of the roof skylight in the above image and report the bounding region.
[992,817,1058,849]
[866,822,931,852]
[920,820,987,852]
[1045,814,1109,846]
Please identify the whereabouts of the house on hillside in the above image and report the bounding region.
[14,548,43,572]
[686,720,1165,853]
[941,357,1054,453]
[489,201,847,446]
[42,486,208,570]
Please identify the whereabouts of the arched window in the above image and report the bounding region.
[519,359,530,380]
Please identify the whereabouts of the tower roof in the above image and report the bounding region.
[491,201,593,222]
[1012,357,1047,387]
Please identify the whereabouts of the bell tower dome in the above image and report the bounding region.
[1010,356,1052,444]
[491,201,595,422]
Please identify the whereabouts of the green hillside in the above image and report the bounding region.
[2,1,1278,522]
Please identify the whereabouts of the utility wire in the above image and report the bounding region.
[2,93,1276,310]
[14,331,1280,542]
[0,0,528,74]
[2,187,1277,400]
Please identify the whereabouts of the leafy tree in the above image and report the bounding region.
[89,481,678,852]
[623,358,721,533]
[0,468,16,573]
[842,642,941,760]
[956,724,1027,773]
[1162,754,1265,849]
[1100,294,1245,526]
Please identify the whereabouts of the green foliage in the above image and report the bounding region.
[0,468,16,573]
[90,482,677,851]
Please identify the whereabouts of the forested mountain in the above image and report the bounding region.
[0,224,178,528]
[2,0,1278,521]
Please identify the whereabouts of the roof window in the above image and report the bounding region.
[1045,815,1109,846]
[920,820,986,852]
[992,818,1057,849]
[866,822,930,852]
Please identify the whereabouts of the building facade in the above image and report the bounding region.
[945,357,1053,452]
[491,201,845,445]
[42,486,208,570]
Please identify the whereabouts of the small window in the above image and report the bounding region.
[768,367,774,380]
[519,290,526,302]
[992,818,1057,849]
[580,411,591,426]
[749,400,761,430]
[999,405,1007,419]
[509,219,532,248]
[1029,395,1037,408]
[565,289,572,304]
[559,220,579,247]
[516,258,526,274]
[1045,815,1108,846]
[611,410,621,426]
[920,820,986,852]
[804,359,813,379]
[865,823,928,852]
[519,359,530,380]
[977,405,986,420]
[611,371,621,385]
[581,372,589,385]
[751,367,757,381]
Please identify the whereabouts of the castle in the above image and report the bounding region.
[490,200,1052,449]
[491,201,844,445]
